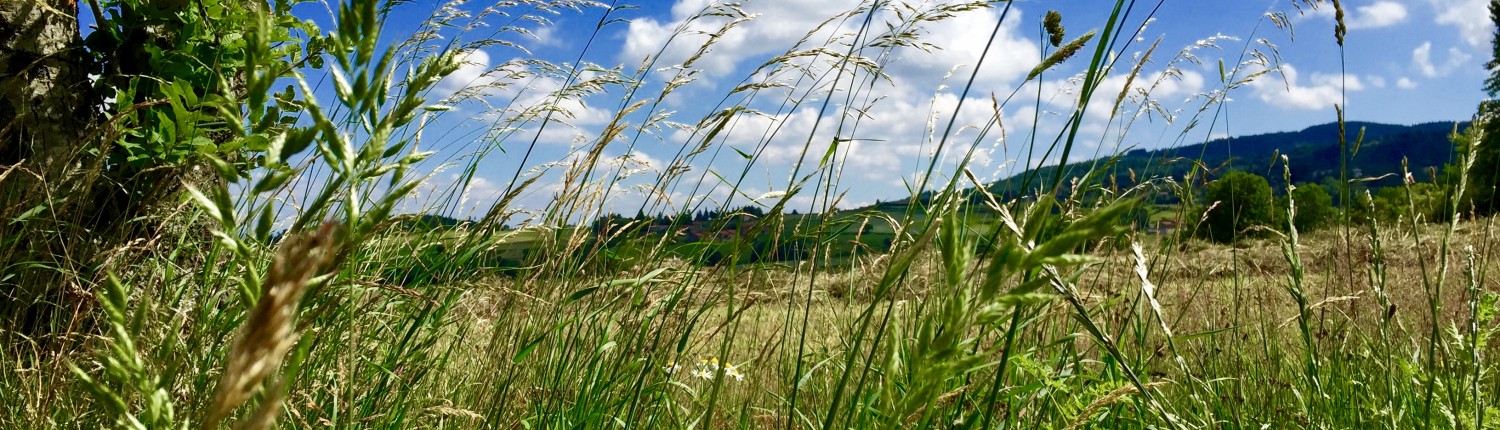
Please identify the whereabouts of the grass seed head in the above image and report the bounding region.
[208,222,342,429]
[1045,10,1065,47]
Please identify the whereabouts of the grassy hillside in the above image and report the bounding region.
[972,121,1465,201]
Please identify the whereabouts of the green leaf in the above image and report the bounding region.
[206,154,237,181]
[995,292,1056,306]
[1037,253,1099,267]
[254,204,275,243]
[282,129,316,162]
[10,204,47,224]
[513,319,574,364]
[566,286,600,303]
[244,135,269,152]
[184,185,222,225]
[1171,326,1240,342]
[252,169,292,194]
[818,138,843,167]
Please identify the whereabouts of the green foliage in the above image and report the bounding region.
[0,0,324,343]
[1467,106,1500,215]
[83,0,319,173]
[1472,0,1500,215]
[1291,182,1336,232]
[1197,170,1276,243]
[1357,182,1450,224]
[67,275,176,430]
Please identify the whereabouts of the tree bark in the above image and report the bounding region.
[0,1,95,183]
[1,1,103,337]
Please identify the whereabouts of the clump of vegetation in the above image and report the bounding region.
[1196,170,1276,243]
[1291,182,1336,232]
[2,0,1498,429]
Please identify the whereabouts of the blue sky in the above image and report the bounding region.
[111,0,1500,222]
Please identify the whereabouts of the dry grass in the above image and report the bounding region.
[208,222,342,429]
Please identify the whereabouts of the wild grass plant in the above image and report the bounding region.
[3,0,1500,429]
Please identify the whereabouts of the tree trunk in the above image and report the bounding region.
[0,1,103,337]
[0,1,95,181]
[2,0,246,341]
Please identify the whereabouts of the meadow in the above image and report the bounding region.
[2,0,1498,429]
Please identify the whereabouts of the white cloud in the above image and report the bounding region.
[529,25,563,48]
[509,2,1272,210]
[620,1,857,77]
[1431,0,1492,47]
[616,1,1055,194]
[1303,1,1406,29]
[1346,1,1408,29]
[1250,64,1364,110]
[1412,41,1472,77]
[437,49,496,97]
[1397,77,1418,89]
[398,172,506,219]
[448,63,620,149]
[1365,75,1387,88]
[879,5,1040,95]
[1063,68,1207,122]
[620,1,1040,92]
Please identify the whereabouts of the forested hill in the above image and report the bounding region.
[980,121,1466,199]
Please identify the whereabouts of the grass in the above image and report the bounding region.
[4,0,1500,428]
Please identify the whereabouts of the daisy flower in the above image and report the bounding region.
[723,362,745,381]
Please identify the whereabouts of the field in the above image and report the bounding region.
[415,220,1500,429]
[3,0,1500,429]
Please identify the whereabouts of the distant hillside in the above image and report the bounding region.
[977,121,1467,200]
[393,213,469,231]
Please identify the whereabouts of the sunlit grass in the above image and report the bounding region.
[4,0,1499,429]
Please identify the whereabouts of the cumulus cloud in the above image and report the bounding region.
[620,0,1040,92]
[529,25,562,48]
[1250,64,1363,110]
[1396,77,1418,89]
[620,0,857,77]
[1430,0,1492,47]
[1346,1,1408,29]
[487,2,1264,211]
[1304,1,1407,29]
[1412,41,1472,77]
[395,171,507,219]
[693,85,1023,191]
[878,5,1040,95]
[1059,68,1207,122]
[437,49,497,97]
[617,1,1056,192]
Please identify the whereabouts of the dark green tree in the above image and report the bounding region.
[1471,0,1500,215]
[1292,183,1336,232]
[1197,171,1276,243]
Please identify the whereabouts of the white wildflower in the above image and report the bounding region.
[723,362,745,381]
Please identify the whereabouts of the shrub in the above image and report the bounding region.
[1372,182,1450,224]
[1292,182,1336,232]
[1197,171,1275,243]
